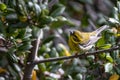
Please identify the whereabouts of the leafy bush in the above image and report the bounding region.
[0,0,120,80]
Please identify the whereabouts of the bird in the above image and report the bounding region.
[68,25,109,53]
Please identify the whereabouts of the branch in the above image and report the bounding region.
[32,46,120,65]
[0,47,8,53]
[23,30,41,80]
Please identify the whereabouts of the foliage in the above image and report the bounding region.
[0,0,120,80]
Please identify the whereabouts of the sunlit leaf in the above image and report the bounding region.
[38,63,46,72]
[100,44,112,49]
[50,16,74,28]
[76,73,83,80]
[57,43,71,56]
[96,36,105,47]
[104,63,113,72]
[109,74,119,80]
[0,3,7,11]
[33,3,41,17]
[106,53,113,63]
[108,18,120,24]
[32,26,43,38]
[32,70,37,80]
[50,4,65,17]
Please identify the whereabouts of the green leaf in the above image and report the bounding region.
[38,63,46,72]
[117,1,120,13]
[6,13,18,21]
[9,22,28,28]
[8,65,18,77]
[42,35,55,44]
[96,36,105,47]
[74,66,87,73]
[108,18,120,24]
[45,77,57,80]
[40,16,55,25]
[32,26,43,38]
[0,21,6,34]
[104,63,113,72]
[116,58,120,64]
[41,9,49,16]
[50,4,65,17]
[100,44,112,49]
[49,48,59,57]
[114,66,120,74]
[0,3,7,11]
[28,1,34,9]
[50,16,74,28]
[16,29,26,39]
[99,53,106,58]
[76,73,83,80]
[7,48,18,63]
[106,53,113,63]
[18,42,32,52]
[13,63,21,72]
[33,3,41,17]
[22,27,32,39]
[113,7,119,20]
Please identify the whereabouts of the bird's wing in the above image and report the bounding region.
[79,44,93,51]
[82,35,101,47]
[94,25,109,36]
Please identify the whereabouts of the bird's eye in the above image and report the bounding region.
[72,35,80,42]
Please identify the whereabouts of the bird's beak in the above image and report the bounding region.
[70,31,74,35]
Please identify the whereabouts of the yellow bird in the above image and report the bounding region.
[68,25,109,53]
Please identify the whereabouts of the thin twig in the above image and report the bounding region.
[32,46,120,64]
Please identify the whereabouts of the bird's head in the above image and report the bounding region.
[69,30,83,44]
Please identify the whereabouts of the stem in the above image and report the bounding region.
[32,46,120,64]
[23,31,41,80]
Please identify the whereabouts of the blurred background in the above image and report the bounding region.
[0,0,120,80]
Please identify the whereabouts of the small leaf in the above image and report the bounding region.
[108,18,120,24]
[7,48,18,63]
[0,3,7,11]
[117,1,120,13]
[106,53,113,63]
[6,13,18,21]
[9,22,28,28]
[114,66,120,74]
[33,3,41,17]
[104,63,113,72]
[18,42,32,51]
[76,73,83,80]
[57,43,71,56]
[50,4,65,17]
[96,36,105,47]
[74,66,87,73]
[32,26,43,38]
[40,16,55,25]
[42,35,55,44]
[38,63,46,72]
[49,48,59,57]
[113,7,119,20]
[32,70,37,80]
[18,16,27,22]
[109,74,119,80]
[100,44,112,49]
[50,16,74,28]
[28,1,34,9]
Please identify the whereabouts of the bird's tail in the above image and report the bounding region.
[95,25,109,36]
